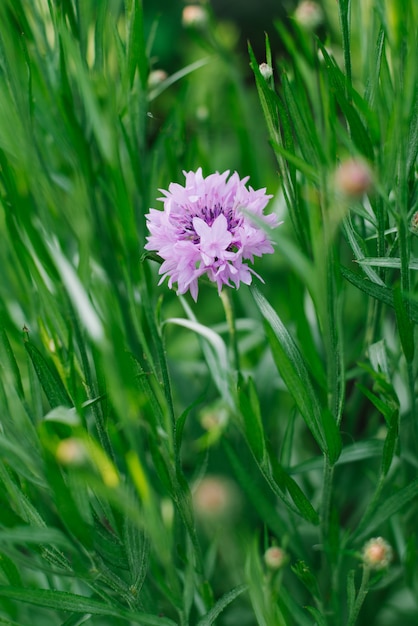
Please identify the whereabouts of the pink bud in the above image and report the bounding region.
[335,158,373,197]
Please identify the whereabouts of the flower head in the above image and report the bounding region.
[410,210,418,235]
[192,475,241,522]
[259,62,273,80]
[182,5,208,29]
[335,158,373,197]
[362,537,393,570]
[294,1,323,30]
[145,168,278,301]
[264,546,287,570]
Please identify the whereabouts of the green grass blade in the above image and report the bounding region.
[251,286,327,453]
[196,584,247,626]
[355,477,418,543]
[0,587,177,625]
[24,341,72,409]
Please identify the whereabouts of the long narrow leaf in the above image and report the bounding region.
[196,585,247,626]
[0,587,177,625]
[251,286,327,453]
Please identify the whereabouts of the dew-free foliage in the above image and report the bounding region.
[0,0,417,625]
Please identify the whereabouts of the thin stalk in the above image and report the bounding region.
[338,0,352,93]
[321,456,335,541]
[320,455,336,624]
[220,288,240,375]
[347,566,370,626]
[406,361,417,448]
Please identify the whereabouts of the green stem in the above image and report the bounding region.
[407,360,417,449]
[320,456,337,624]
[347,566,370,626]
[220,288,240,375]
[338,0,352,93]
[321,456,335,541]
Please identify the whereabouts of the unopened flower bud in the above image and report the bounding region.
[362,537,393,570]
[335,158,373,197]
[264,546,287,570]
[192,476,240,522]
[294,1,323,30]
[410,210,418,235]
[182,5,208,29]
[259,63,273,80]
[56,438,86,466]
[147,69,168,88]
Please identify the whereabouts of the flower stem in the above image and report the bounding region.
[321,456,335,541]
[347,566,370,626]
[220,289,240,375]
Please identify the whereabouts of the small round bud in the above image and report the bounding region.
[182,5,208,29]
[259,63,273,80]
[335,158,373,197]
[147,69,168,88]
[264,546,287,570]
[192,476,240,522]
[294,1,324,30]
[410,210,418,235]
[362,537,393,570]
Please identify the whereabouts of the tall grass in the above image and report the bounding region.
[0,0,417,624]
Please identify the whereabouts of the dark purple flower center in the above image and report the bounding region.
[175,202,242,246]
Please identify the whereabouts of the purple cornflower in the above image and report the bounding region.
[145,168,278,301]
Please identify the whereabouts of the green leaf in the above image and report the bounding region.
[196,584,247,626]
[126,0,148,88]
[269,140,319,182]
[356,383,395,425]
[322,408,342,465]
[357,257,418,270]
[304,606,327,626]
[0,587,177,625]
[341,266,418,322]
[251,286,327,454]
[222,440,289,538]
[268,446,319,525]
[148,58,211,102]
[60,614,93,626]
[0,526,73,549]
[38,429,94,548]
[318,43,374,161]
[24,341,72,409]
[356,478,418,542]
[0,552,22,587]
[393,285,415,363]
[0,329,24,399]
[346,570,356,618]
[289,440,384,475]
[280,72,326,167]
[248,43,281,158]
[291,561,320,597]
[238,378,266,462]
[276,585,314,626]
[381,410,399,476]
[166,315,230,403]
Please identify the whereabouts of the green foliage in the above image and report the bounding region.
[0,0,417,624]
